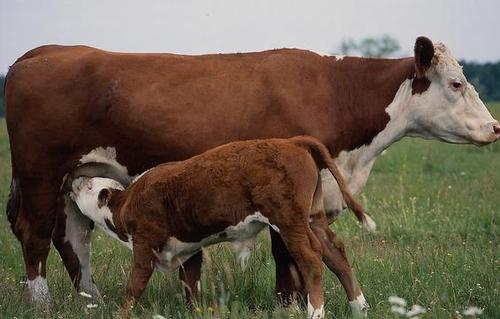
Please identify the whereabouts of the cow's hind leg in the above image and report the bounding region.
[310,213,369,317]
[52,194,101,299]
[14,177,60,306]
[179,251,203,303]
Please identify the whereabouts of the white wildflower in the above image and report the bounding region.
[463,306,483,316]
[153,315,167,319]
[389,296,407,307]
[391,306,407,315]
[79,291,92,298]
[86,304,98,309]
[406,304,426,317]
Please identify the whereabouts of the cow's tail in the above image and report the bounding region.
[291,136,376,232]
[6,171,21,236]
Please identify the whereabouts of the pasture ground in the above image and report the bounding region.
[0,105,499,318]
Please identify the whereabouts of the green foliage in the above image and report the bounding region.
[461,61,500,102]
[0,74,4,117]
[0,105,499,318]
[339,34,401,58]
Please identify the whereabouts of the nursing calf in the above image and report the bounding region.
[70,136,372,318]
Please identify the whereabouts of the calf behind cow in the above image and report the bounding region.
[70,136,373,318]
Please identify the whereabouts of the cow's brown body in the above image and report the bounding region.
[71,136,365,318]
[5,44,414,304]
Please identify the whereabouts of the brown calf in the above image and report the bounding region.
[70,136,372,318]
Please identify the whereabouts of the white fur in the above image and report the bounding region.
[321,42,498,228]
[307,295,325,319]
[362,213,377,232]
[310,50,330,57]
[404,43,497,144]
[349,293,369,317]
[233,238,255,269]
[62,195,101,298]
[79,147,129,175]
[26,276,50,304]
[156,212,276,271]
[70,177,132,249]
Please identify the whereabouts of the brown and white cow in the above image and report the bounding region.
[4,36,499,311]
[69,136,370,319]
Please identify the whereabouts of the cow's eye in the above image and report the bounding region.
[451,81,462,90]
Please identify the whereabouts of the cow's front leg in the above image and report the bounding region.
[52,194,101,299]
[179,251,203,303]
[310,214,369,317]
[270,227,307,305]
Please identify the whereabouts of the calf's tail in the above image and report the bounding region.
[291,136,376,232]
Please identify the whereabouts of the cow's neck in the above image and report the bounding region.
[328,57,418,194]
[326,56,415,155]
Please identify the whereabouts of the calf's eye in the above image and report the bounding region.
[452,81,462,90]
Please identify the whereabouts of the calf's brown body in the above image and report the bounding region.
[73,137,366,316]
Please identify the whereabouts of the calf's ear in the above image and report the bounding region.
[414,36,434,78]
[98,188,111,208]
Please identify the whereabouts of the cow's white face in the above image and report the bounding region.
[70,177,124,230]
[408,40,499,145]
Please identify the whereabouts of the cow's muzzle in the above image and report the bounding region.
[494,122,500,139]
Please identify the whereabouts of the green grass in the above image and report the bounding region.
[0,105,499,318]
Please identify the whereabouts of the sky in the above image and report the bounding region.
[1,0,499,73]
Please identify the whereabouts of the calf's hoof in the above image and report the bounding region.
[349,293,370,317]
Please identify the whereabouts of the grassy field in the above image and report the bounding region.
[0,105,499,319]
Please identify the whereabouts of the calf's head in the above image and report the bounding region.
[70,177,124,224]
[406,36,499,145]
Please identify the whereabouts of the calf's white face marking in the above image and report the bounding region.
[70,177,132,249]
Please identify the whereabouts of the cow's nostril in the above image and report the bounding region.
[494,124,500,135]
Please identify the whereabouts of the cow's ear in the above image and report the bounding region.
[414,36,434,78]
[98,188,111,208]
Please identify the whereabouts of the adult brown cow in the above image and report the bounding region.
[4,37,499,313]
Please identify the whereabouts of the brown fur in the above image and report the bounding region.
[90,136,364,311]
[4,39,432,303]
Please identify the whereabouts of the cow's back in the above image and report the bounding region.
[5,45,336,177]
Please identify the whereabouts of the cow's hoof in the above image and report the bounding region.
[23,278,52,310]
[78,282,103,302]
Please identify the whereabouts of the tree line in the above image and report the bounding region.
[0,59,499,117]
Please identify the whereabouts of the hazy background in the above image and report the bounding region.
[1,0,499,73]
